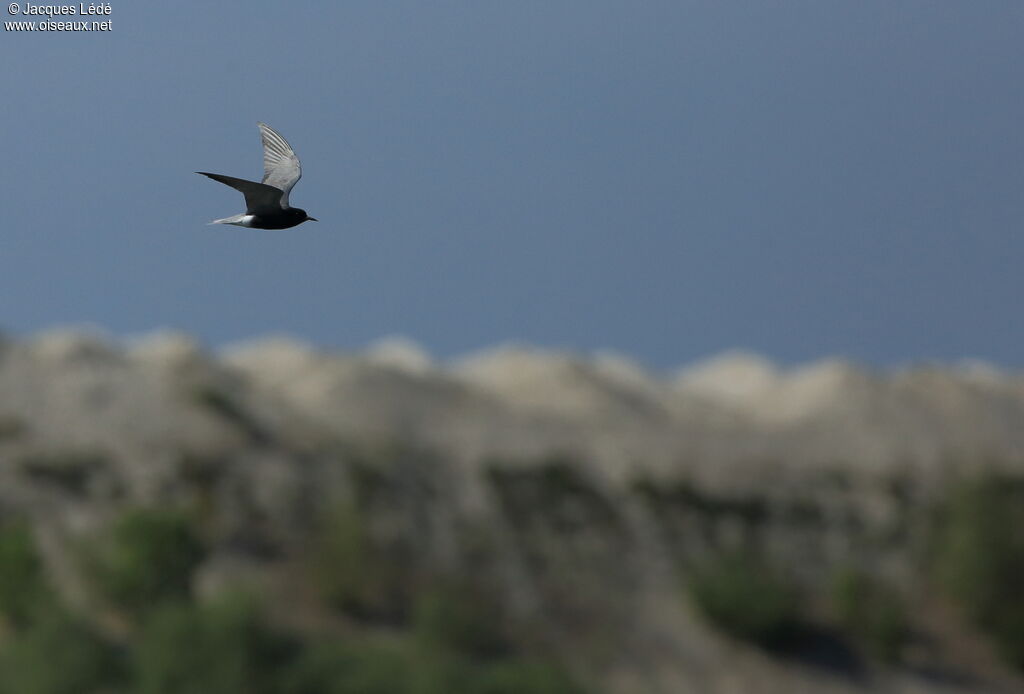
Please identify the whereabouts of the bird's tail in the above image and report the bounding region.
[208,214,251,226]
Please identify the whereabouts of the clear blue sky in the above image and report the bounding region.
[3,2,1023,367]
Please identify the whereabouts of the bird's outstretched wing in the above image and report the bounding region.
[258,122,302,208]
[195,172,284,215]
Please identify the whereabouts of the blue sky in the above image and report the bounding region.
[3,2,1023,367]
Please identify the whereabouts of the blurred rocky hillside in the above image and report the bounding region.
[0,329,1023,693]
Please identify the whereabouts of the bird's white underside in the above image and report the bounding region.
[208,214,256,227]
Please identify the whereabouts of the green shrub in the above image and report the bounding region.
[935,476,1024,668]
[281,638,585,694]
[312,502,410,621]
[0,608,123,694]
[0,520,52,626]
[830,568,907,663]
[466,660,586,694]
[687,550,799,648]
[413,581,509,659]
[134,595,295,694]
[90,508,205,613]
[280,639,416,694]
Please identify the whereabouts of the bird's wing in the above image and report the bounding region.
[257,122,302,208]
[195,172,284,215]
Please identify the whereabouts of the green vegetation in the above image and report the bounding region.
[0,582,585,694]
[88,508,205,614]
[305,480,586,692]
[282,638,584,694]
[687,550,800,648]
[413,580,510,659]
[934,475,1024,668]
[41,450,1024,689]
[830,567,907,663]
[466,660,585,694]
[134,596,294,694]
[280,639,416,694]
[0,608,123,694]
[311,500,412,621]
[0,520,52,626]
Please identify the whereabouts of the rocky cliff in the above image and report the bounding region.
[1,329,1023,693]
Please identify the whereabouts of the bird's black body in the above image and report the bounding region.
[250,207,314,230]
[197,123,317,230]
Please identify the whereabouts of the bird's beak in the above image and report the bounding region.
[308,217,318,222]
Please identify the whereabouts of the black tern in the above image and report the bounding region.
[197,123,317,229]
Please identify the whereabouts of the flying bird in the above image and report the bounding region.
[197,123,318,229]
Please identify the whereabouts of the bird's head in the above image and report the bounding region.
[293,208,318,223]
